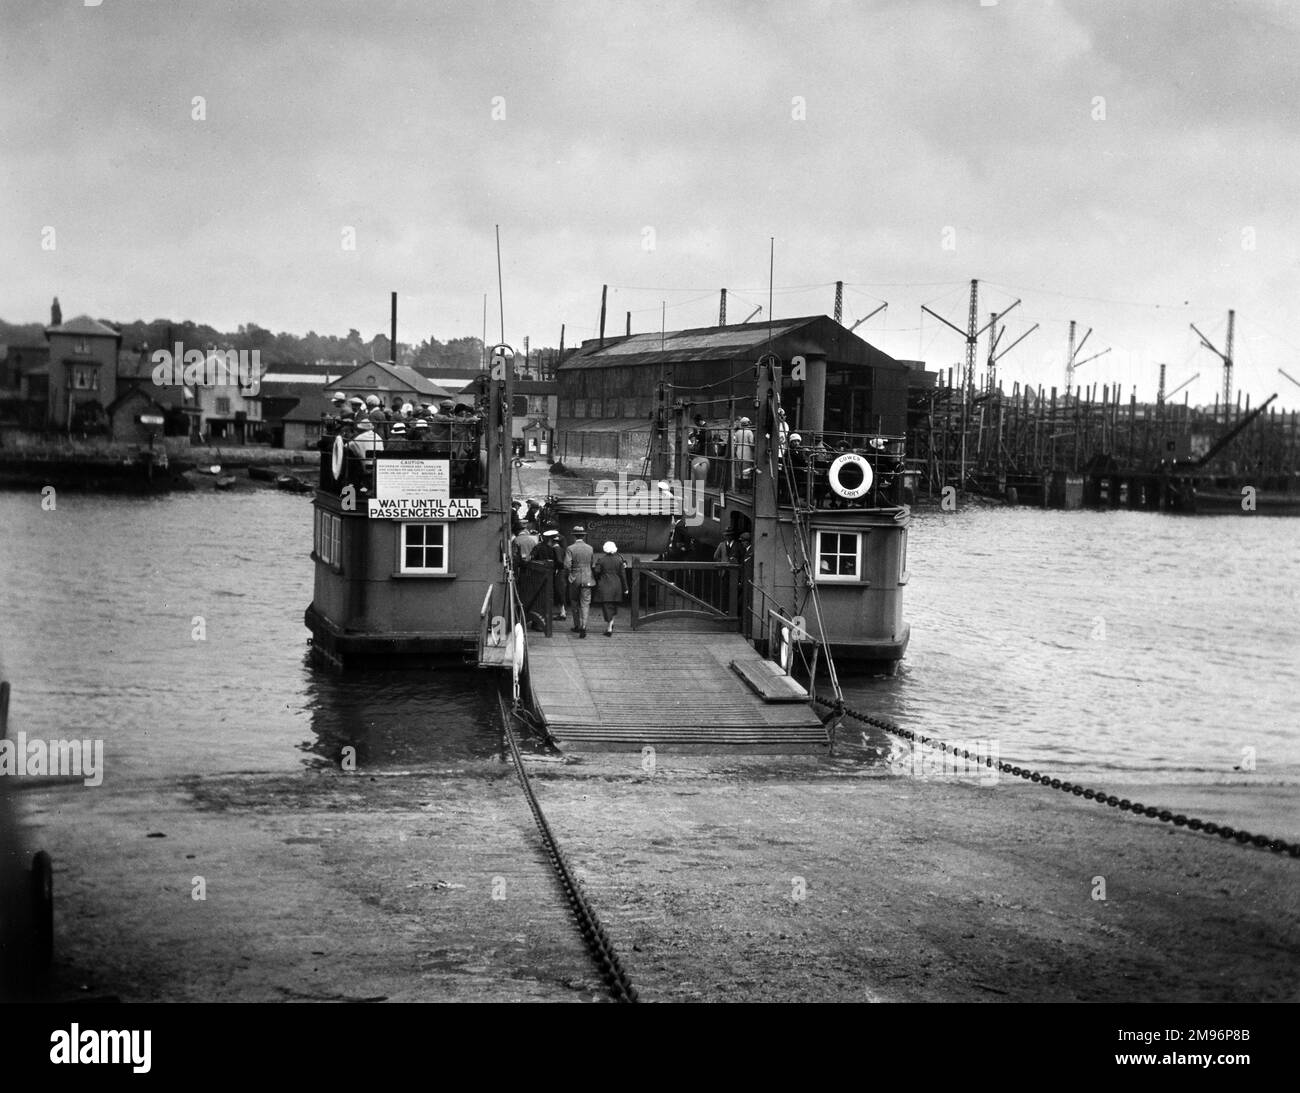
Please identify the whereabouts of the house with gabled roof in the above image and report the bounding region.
[44,313,122,429]
[323,359,453,408]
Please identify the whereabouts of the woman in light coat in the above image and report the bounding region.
[591,541,630,637]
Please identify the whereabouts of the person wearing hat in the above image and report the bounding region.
[738,530,753,566]
[347,414,384,459]
[538,529,569,621]
[591,541,630,637]
[713,526,740,564]
[563,526,596,637]
[387,419,409,451]
[731,416,755,485]
[786,432,808,501]
[775,406,790,458]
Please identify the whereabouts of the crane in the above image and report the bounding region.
[1065,321,1111,392]
[1190,310,1234,421]
[848,302,887,333]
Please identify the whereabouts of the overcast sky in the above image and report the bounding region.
[3,0,1298,409]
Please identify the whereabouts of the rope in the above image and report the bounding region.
[816,696,1300,859]
[497,694,639,1002]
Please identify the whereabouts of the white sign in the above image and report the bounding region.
[375,459,450,501]
[368,498,482,520]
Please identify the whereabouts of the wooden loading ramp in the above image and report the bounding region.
[526,630,828,752]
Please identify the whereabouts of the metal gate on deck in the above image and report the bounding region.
[628,561,741,631]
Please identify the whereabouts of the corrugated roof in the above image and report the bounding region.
[45,315,121,338]
[561,316,821,370]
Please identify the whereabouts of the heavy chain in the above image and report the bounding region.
[816,695,1300,858]
[498,694,639,1002]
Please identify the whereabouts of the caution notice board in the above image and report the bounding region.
[375,459,450,501]
[368,457,483,519]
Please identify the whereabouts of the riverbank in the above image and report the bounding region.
[0,439,319,493]
[23,754,1299,1003]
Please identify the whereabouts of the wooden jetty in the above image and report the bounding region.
[525,630,828,752]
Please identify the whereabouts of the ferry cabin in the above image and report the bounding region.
[306,381,510,667]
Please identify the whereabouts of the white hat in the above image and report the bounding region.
[603,541,617,553]
[738,417,751,426]
[789,433,802,443]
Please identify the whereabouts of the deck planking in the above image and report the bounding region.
[526,630,827,751]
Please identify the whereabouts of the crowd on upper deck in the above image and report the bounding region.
[320,393,484,453]
[684,408,907,507]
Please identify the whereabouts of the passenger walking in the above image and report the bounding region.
[592,541,630,637]
[563,526,596,637]
[540,529,569,621]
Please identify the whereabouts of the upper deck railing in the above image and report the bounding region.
[683,422,907,509]
[317,416,487,497]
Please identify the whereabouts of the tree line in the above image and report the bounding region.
[1,317,554,373]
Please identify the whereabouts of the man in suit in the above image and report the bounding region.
[713,528,739,564]
[563,526,596,637]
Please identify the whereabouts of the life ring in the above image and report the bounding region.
[331,433,345,480]
[828,452,873,499]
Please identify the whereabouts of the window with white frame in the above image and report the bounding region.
[215,396,231,415]
[315,511,342,566]
[814,530,863,583]
[400,522,448,574]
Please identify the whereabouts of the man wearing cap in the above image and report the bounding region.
[563,526,596,637]
[539,529,569,621]
[387,419,409,451]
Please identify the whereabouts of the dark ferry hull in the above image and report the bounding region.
[304,604,476,669]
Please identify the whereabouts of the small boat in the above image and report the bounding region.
[275,474,311,493]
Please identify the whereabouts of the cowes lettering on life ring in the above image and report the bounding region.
[828,452,872,499]
[331,433,345,479]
